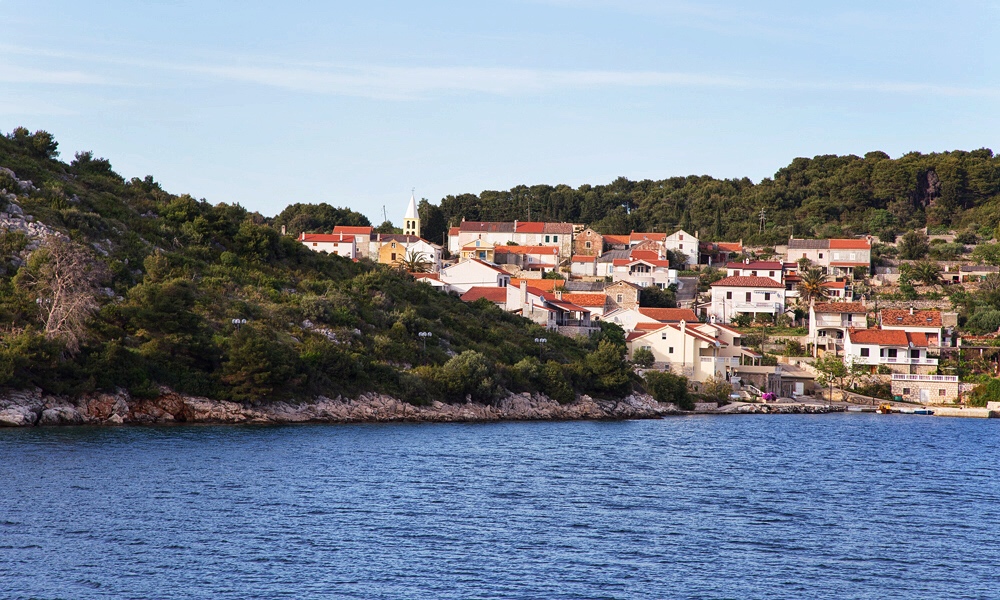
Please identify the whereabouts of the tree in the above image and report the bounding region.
[912,261,942,286]
[14,237,107,353]
[897,230,930,260]
[813,353,848,403]
[971,242,1000,266]
[701,375,733,404]
[644,370,692,409]
[374,220,400,234]
[585,339,633,395]
[797,267,829,304]
[639,285,677,308]
[399,249,430,273]
[632,347,654,367]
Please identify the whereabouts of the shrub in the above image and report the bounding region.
[644,370,691,410]
[632,347,654,368]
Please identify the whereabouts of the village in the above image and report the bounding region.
[297,194,1000,415]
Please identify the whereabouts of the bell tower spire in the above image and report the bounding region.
[403,188,420,237]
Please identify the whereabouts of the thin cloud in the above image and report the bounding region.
[0,64,107,85]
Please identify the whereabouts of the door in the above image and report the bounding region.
[919,389,930,403]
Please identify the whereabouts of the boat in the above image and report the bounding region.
[876,403,893,414]
[912,408,934,415]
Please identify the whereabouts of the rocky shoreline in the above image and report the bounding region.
[0,388,683,427]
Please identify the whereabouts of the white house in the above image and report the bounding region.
[726,261,784,283]
[663,229,699,268]
[880,309,944,347]
[376,234,443,272]
[626,321,728,382]
[611,258,678,289]
[786,238,871,277]
[298,233,357,258]
[844,328,938,374]
[708,276,785,324]
[604,307,700,332]
[808,301,868,355]
[440,258,511,294]
[332,225,375,258]
[571,255,598,277]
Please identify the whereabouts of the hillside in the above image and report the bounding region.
[0,128,631,405]
[420,149,1000,246]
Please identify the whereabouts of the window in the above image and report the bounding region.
[668,347,674,354]
[802,253,807,259]
[745,292,752,302]
[545,235,550,243]
[860,348,870,357]
[903,388,910,395]
[679,244,683,249]
[391,253,396,261]
[391,242,396,248]
[616,294,623,302]
[764,293,771,300]
[726,291,732,300]
[939,389,947,396]
[733,337,741,346]
[769,271,775,277]
[850,253,857,260]
[585,241,591,249]
[312,242,317,246]
[752,271,757,276]
[662,333,667,340]
[819,253,824,259]
[887,349,898,358]
[679,234,684,240]
[553,235,558,242]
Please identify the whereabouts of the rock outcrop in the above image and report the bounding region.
[0,388,678,427]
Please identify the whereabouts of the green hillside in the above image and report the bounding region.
[0,128,630,404]
[425,149,1000,245]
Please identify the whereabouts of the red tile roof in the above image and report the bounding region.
[561,293,607,307]
[725,261,783,270]
[572,255,597,263]
[510,278,559,291]
[829,239,871,249]
[514,221,545,233]
[717,242,743,253]
[449,227,460,235]
[603,234,631,246]
[332,226,374,235]
[300,234,354,243]
[849,328,928,347]
[630,250,662,260]
[638,307,699,322]
[813,302,867,314]
[630,232,667,243]
[710,276,784,288]
[461,287,508,303]
[881,309,942,328]
[822,281,847,289]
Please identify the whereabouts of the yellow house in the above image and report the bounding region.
[378,239,408,267]
[460,239,496,262]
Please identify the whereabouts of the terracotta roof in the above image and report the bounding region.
[449,227,460,236]
[881,309,942,328]
[638,307,699,322]
[603,234,631,246]
[822,281,846,289]
[630,232,667,243]
[572,255,597,263]
[493,245,559,255]
[300,234,354,243]
[514,221,545,233]
[332,226,374,235]
[561,293,607,307]
[849,328,928,347]
[543,222,575,234]
[829,239,871,249]
[726,261,783,270]
[510,278,559,291]
[710,276,784,288]
[635,322,670,331]
[813,302,867,314]
[717,242,743,252]
[412,273,440,280]
[615,258,672,268]
[630,250,662,261]
[461,287,508,303]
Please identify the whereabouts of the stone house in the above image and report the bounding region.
[574,228,604,256]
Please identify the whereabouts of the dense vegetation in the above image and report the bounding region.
[0,128,634,404]
[426,149,1000,244]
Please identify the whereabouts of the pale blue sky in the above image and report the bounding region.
[2,1,997,225]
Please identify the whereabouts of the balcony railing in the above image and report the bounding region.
[881,357,939,366]
[891,374,958,382]
[734,301,782,312]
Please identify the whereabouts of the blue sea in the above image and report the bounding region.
[2,415,999,599]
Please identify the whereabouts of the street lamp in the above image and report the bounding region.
[418,331,433,354]
[534,337,547,360]
[231,318,247,331]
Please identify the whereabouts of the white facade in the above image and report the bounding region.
[611,259,678,289]
[299,233,357,258]
[663,229,699,268]
[440,259,511,294]
[708,276,785,324]
[627,322,728,382]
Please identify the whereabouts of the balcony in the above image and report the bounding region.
[881,357,938,366]
[892,374,957,383]
[734,301,782,312]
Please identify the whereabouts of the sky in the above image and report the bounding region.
[2,0,998,225]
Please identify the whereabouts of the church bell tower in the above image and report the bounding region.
[403,190,420,237]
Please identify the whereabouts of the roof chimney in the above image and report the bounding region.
[910,307,914,315]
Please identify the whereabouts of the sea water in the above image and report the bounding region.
[2,415,998,599]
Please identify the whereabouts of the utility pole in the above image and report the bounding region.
[759,208,767,233]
